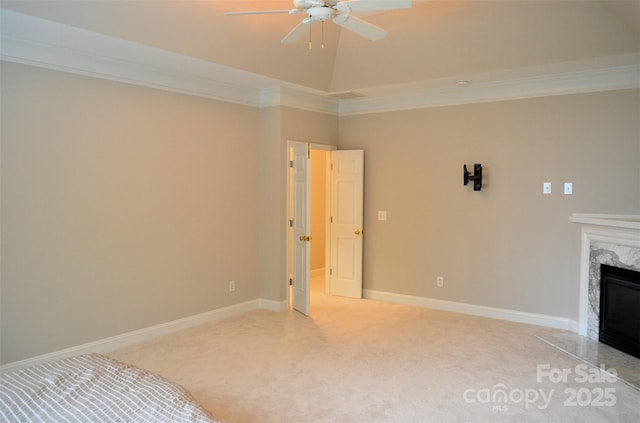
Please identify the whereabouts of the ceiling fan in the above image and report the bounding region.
[225,0,412,44]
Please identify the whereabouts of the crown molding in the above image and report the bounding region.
[0,9,273,108]
[2,9,638,117]
[261,86,339,115]
[338,62,640,115]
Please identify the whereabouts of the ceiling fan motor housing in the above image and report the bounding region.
[308,6,336,22]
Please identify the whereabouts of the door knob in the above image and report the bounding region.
[354,230,361,235]
[299,235,311,242]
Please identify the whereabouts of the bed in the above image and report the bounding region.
[0,353,222,422]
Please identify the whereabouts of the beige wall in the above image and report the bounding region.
[338,89,640,319]
[0,63,338,363]
[1,62,261,364]
[2,59,637,365]
[258,106,284,302]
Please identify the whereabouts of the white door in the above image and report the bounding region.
[329,150,364,298]
[291,142,311,315]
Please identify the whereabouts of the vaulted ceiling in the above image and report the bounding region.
[2,0,639,97]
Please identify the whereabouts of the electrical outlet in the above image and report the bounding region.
[229,280,236,292]
[437,276,444,288]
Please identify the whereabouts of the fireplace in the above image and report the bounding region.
[599,264,640,358]
[570,214,640,343]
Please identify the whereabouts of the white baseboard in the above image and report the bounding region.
[1,293,577,372]
[259,298,288,312]
[1,298,283,373]
[566,319,580,333]
[364,289,577,331]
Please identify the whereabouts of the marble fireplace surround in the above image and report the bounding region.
[570,214,640,340]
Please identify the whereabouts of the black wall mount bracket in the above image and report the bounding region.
[464,163,483,191]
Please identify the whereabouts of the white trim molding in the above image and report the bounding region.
[259,298,289,312]
[338,63,640,115]
[364,289,578,332]
[2,9,639,116]
[0,299,285,373]
[0,9,267,108]
[570,213,640,230]
[1,290,576,373]
[261,86,338,115]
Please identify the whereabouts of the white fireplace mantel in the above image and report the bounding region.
[570,213,640,338]
[570,213,640,230]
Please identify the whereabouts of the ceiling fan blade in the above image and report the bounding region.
[333,15,387,40]
[337,0,412,13]
[225,9,300,17]
[281,19,317,44]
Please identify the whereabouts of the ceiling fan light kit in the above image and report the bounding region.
[225,0,412,45]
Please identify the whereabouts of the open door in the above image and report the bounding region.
[291,142,311,315]
[329,150,364,298]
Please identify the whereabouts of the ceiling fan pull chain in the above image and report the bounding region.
[308,19,312,49]
[321,22,325,49]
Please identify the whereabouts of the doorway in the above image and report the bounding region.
[287,142,334,315]
[309,148,331,293]
[287,142,364,315]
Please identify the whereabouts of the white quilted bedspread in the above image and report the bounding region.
[0,353,222,423]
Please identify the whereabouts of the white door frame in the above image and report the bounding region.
[285,141,336,310]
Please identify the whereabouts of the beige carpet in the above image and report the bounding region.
[109,279,640,422]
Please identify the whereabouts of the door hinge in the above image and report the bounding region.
[330,216,333,223]
[329,268,333,275]
[331,163,334,170]
[307,144,310,159]
[289,160,294,168]
[289,278,293,286]
[289,219,294,227]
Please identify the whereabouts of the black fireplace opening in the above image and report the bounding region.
[599,264,640,359]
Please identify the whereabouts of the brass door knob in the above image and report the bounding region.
[354,230,361,235]
[299,235,311,242]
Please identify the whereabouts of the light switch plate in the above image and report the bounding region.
[564,183,573,195]
[378,211,387,221]
[543,182,551,194]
